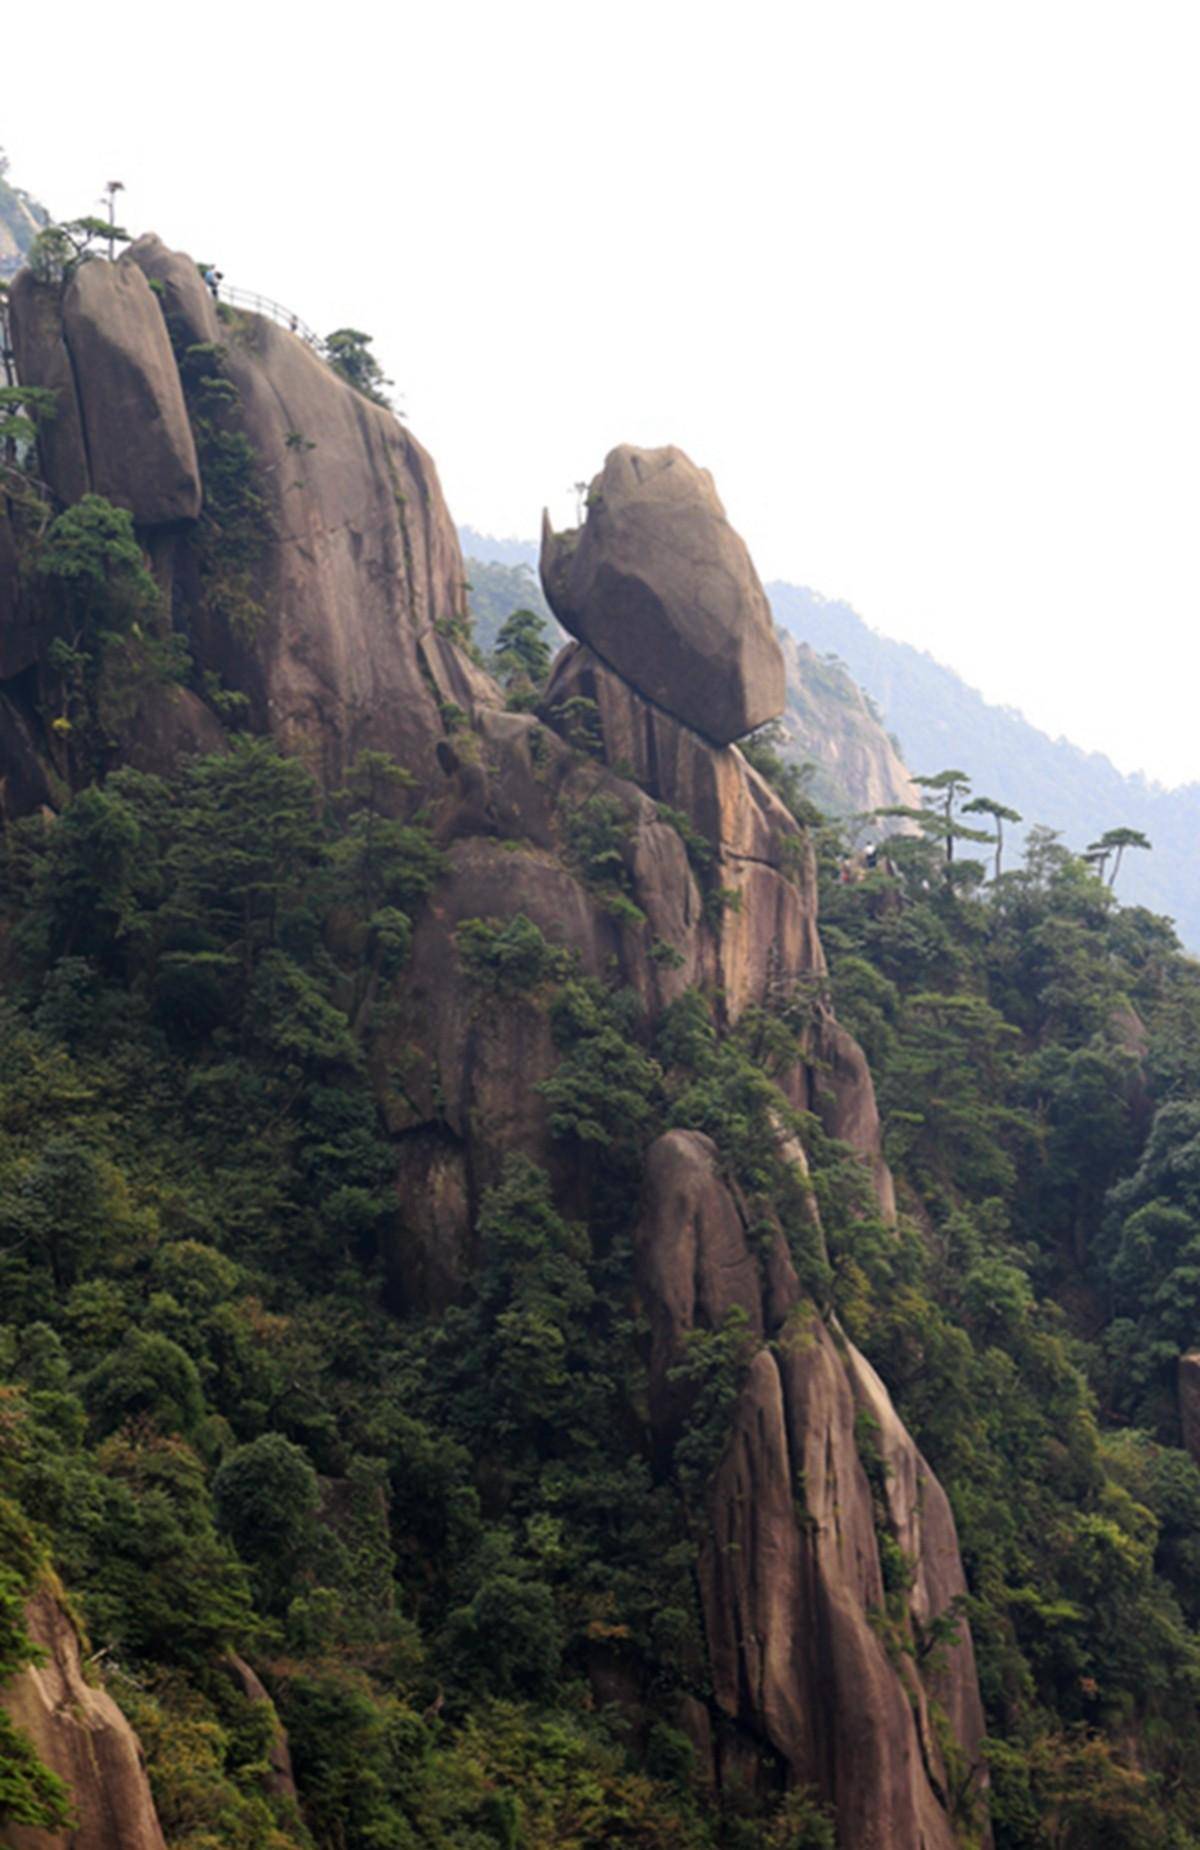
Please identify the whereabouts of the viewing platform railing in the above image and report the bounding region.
[215,283,324,353]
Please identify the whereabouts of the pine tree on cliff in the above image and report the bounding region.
[963,794,1022,879]
[1088,825,1152,889]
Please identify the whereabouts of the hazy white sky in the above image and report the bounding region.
[6,1,1199,783]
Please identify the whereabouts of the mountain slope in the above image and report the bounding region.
[768,580,1199,943]
[1,269,987,1846]
[776,629,920,822]
[0,154,47,280]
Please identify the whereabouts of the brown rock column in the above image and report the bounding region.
[7,271,90,506]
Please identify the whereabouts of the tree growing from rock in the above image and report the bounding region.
[324,327,392,407]
[493,607,552,708]
[27,216,131,285]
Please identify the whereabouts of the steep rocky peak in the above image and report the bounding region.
[3,234,490,803]
[539,443,786,746]
[0,161,47,281]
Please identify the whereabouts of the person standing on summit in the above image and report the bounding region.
[203,265,222,301]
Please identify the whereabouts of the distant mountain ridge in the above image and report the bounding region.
[767,581,1199,944]
[0,153,47,279]
[460,528,1200,947]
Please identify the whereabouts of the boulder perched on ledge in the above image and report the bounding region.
[539,444,785,746]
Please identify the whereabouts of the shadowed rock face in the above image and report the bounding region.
[10,260,201,526]
[7,272,91,507]
[0,1591,167,1850]
[540,445,786,745]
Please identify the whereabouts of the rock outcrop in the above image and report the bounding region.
[0,1590,166,1850]
[10,261,201,526]
[62,260,202,526]
[3,241,493,804]
[221,1654,298,1804]
[636,1131,988,1846]
[540,445,785,746]
[7,271,91,508]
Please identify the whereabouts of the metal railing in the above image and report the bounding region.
[214,282,324,353]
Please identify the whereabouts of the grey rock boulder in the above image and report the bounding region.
[540,444,785,745]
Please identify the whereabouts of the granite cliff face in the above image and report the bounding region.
[0,1591,165,1850]
[3,235,489,809]
[777,629,922,822]
[0,246,986,1844]
[635,1130,983,1847]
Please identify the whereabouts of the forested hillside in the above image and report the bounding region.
[4,233,1200,1850]
[806,793,1200,1847]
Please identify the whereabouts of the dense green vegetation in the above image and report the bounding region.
[4,535,1200,1846]
[812,782,1200,1847]
[0,733,784,1849]
[6,699,1200,1844]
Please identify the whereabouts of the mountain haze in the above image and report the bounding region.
[768,581,1198,943]
[0,155,46,279]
